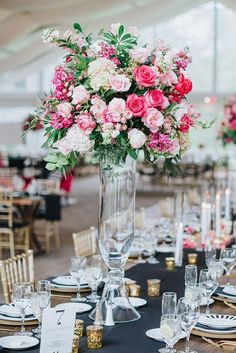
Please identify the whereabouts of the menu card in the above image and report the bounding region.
[40,307,76,353]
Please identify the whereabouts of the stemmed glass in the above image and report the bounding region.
[220,248,236,286]
[199,269,218,314]
[31,293,43,337]
[12,282,33,336]
[208,259,224,282]
[70,256,87,302]
[177,297,200,353]
[160,314,182,353]
[185,283,203,305]
[204,246,216,267]
[160,292,177,353]
[85,255,103,303]
[144,229,159,264]
[185,265,197,287]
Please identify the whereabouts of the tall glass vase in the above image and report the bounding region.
[90,156,140,323]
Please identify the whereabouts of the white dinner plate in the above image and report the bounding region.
[196,314,236,334]
[0,336,39,350]
[113,297,147,308]
[157,246,175,253]
[223,286,236,296]
[0,314,35,322]
[146,328,186,342]
[199,298,214,307]
[52,276,87,287]
[0,304,32,318]
[55,302,92,313]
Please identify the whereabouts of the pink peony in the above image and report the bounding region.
[145,89,169,110]
[57,102,72,118]
[142,108,164,133]
[109,74,131,92]
[130,47,150,64]
[128,128,146,148]
[76,113,96,133]
[72,86,90,104]
[149,133,180,155]
[134,65,157,87]
[90,97,107,122]
[126,94,148,117]
[50,112,73,130]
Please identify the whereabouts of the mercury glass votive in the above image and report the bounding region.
[74,319,84,337]
[188,253,198,265]
[129,284,141,297]
[71,334,80,353]
[86,325,103,349]
[165,257,175,270]
[147,279,161,297]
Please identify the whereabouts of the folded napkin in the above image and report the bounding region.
[0,304,32,318]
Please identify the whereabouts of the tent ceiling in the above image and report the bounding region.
[0,0,234,75]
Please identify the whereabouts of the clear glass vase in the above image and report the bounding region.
[90,156,140,323]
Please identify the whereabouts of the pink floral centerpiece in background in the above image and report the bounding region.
[219,94,236,145]
[28,22,207,172]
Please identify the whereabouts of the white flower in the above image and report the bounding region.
[130,47,151,64]
[88,58,116,91]
[42,28,60,43]
[109,74,131,92]
[173,102,189,121]
[128,128,146,149]
[127,26,139,37]
[72,86,90,104]
[57,102,72,118]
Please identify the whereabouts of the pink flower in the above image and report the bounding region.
[50,113,73,130]
[142,108,164,133]
[145,89,169,110]
[109,74,131,92]
[72,86,90,104]
[90,97,107,122]
[130,47,150,63]
[134,65,157,87]
[127,26,139,37]
[126,94,148,117]
[149,133,180,156]
[229,118,236,131]
[108,98,126,115]
[128,129,146,148]
[175,74,192,96]
[179,114,193,133]
[54,137,72,155]
[158,69,178,86]
[52,66,74,100]
[76,113,96,133]
[57,102,72,118]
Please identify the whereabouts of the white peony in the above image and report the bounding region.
[128,128,146,149]
[88,58,116,91]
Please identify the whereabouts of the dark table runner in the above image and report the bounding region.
[1,250,206,353]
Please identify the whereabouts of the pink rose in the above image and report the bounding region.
[175,74,192,96]
[128,128,146,148]
[109,74,131,92]
[145,90,169,110]
[134,65,157,87]
[229,118,236,131]
[76,113,96,133]
[130,47,150,63]
[126,94,148,117]
[142,108,164,133]
[57,102,72,118]
[72,85,90,104]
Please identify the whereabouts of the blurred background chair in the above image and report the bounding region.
[72,227,97,257]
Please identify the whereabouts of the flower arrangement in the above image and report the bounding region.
[219,94,236,145]
[29,22,204,173]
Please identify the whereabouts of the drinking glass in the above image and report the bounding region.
[220,248,236,285]
[199,269,217,314]
[12,282,33,336]
[85,255,103,303]
[31,293,43,337]
[160,314,182,353]
[208,259,224,282]
[144,229,159,264]
[177,297,200,353]
[185,265,197,287]
[204,246,216,267]
[185,283,203,305]
[160,292,177,353]
[69,256,87,302]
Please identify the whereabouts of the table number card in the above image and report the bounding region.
[40,307,76,353]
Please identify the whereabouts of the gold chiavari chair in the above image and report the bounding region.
[0,250,34,303]
[0,189,30,258]
[72,227,97,257]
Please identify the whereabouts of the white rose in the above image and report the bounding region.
[57,102,72,118]
[128,128,146,149]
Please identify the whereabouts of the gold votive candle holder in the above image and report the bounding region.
[147,279,161,297]
[86,325,103,349]
[165,257,175,270]
[71,334,80,353]
[129,284,141,297]
[188,253,198,265]
[74,319,84,337]
[125,283,131,296]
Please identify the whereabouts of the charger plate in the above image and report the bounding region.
[212,295,236,304]
[192,328,236,339]
[50,285,91,293]
[0,318,37,326]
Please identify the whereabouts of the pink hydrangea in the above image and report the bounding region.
[50,112,74,130]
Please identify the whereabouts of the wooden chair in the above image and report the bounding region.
[0,190,29,257]
[0,249,34,303]
[72,227,97,257]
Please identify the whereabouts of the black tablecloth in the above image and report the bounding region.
[2,250,206,353]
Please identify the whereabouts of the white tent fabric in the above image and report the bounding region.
[0,0,233,75]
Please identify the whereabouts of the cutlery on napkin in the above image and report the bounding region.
[202,337,236,350]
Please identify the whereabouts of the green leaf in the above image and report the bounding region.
[120,33,131,41]
[73,23,83,33]
[118,25,125,38]
[44,154,58,163]
[45,163,57,171]
[127,148,137,160]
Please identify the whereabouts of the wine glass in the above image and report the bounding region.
[208,259,224,282]
[204,246,216,267]
[144,229,159,264]
[199,269,218,314]
[69,256,87,302]
[160,314,182,353]
[85,255,103,303]
[12,282,33,336]
[185,265,197,287]
[177,297,200,353]
[220,248,236,286]
[160,292,177,353]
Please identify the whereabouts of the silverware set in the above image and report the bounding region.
[202,336,236,349]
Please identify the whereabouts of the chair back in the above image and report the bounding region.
[0,249,34,303]
[72,227,97,257]
[0,189,13,228]
[36,179,60,194]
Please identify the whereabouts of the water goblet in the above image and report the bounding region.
[185,265,197,287]
[160,292,177,353]
[31,293,43,337]
[70,256,87,302]
[220,248,236,286]
[160,314,182,353]
[208,259,224,282]
[12,282,33,336]
[204,246,216,267]
[86,255,103,303]
[199,269,218,314]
